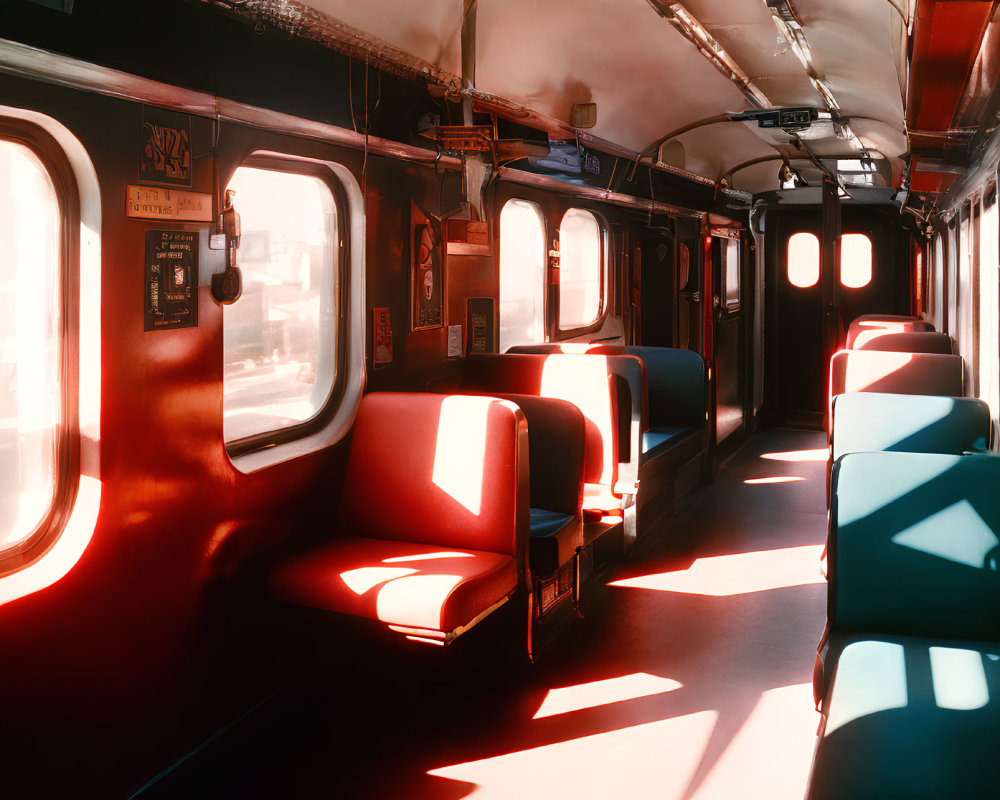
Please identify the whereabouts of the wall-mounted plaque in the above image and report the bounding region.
[412,217,444,331]
[466,297,495,354]
[139,109,192,187]
[145,230,198,331]
[127,185,213,222]
[373,307,393,365]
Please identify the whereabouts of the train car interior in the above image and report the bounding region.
[2,0,999,797]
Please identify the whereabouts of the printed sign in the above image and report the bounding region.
[145,230,198,331]
[373,307,393,365]
[139,111,192,187]
[127,185,213,222]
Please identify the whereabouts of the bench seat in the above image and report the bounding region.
[265,392,529,647]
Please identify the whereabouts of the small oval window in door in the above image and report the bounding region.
[840,233,872,289]
[787,232,819,288]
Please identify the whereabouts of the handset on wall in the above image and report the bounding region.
[212,189,243,304]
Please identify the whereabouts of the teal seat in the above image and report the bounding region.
[830,451,1000,642]
[809,634,1000,800]
[831,393,990,462]
[809,451,1000,799]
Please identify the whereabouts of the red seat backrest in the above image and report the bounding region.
[853,330,952,354]
[829,350,964,399]
[336,392,528,556]
[458,354,618,487]
[846,316,935,348]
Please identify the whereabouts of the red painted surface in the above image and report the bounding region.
[910,170,958,194]
[909,0,994,131]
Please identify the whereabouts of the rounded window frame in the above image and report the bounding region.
[222,154,351,460]
[0,121,81,578]
[554,206,610,339]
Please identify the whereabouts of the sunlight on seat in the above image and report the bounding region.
[428,709,718,799]
[825,641,907,734]
[744,476,805,485]
[608,545,825,596]
[687,683,816,800]
[432,396,490,515]
[376,573,466,629]
[339,566,419,595]
[891,499,1000,568]
[382,552,475,563]
[843,351,915,392]
[929,646,990,711]
[541,355,615,485]
[533,673,683,720]
[759,448,827,462]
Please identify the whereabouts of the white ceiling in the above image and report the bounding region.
[299,0,909,194]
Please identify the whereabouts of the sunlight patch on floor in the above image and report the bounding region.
[760,448,828,463]
[533,673,683,719]
[428,709,719,800]
[608,545,825,596]
[687,683,817,800]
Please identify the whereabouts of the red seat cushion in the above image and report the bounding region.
[268,536,518,633]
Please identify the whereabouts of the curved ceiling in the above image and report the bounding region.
[269,0,911,194]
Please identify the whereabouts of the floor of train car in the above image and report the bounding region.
[138,429,828,800]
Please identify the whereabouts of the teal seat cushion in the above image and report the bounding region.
[809,633,1000,800]
[641,426,694,463]
[832,393,990,461]
[530,508,574,539]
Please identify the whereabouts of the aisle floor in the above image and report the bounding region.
[145,429,829,800]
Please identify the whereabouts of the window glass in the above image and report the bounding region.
[223,166,339,445]
[498,199,545,351]
[724,238,740,308]
[787,232,819,288]
[840,233,872,289]
[559,208,604,329]
[0,142,61,552]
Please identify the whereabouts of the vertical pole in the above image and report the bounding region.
[461,0,485,220]
[821,177,842,357]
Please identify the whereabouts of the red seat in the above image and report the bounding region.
[446,353,627,535]
[853,330,952,353]
[845,315,935,348]
[267,392,530,646]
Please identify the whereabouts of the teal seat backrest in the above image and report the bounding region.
[832,393,991,461]
[590,346,707,430]
[831,451,1000,641]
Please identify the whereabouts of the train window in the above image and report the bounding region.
[0,141,62,555]
[558,208,605,330]
[223,165,341,449]
[499,199,546,351]
[787,232,819,288]
[723,238,740,308]
[840,233,872,289]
